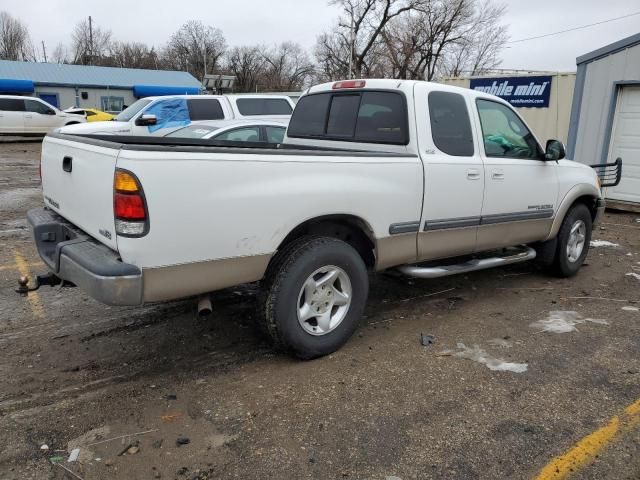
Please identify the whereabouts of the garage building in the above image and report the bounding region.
[568,33,640,210]
[0,60,201,113]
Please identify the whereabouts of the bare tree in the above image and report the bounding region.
[71,18,112,65]
[438,1,508,77]
[316,0,424,80]
[163,21,226,81]
[224,46,266,92]
[109,41,159,69]
[0,11,35,61]
[317,0,508,82]
[262,42,315,91]
[50,43,71,64]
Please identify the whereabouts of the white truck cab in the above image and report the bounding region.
[59,94,295,137]
[0,95,85,135]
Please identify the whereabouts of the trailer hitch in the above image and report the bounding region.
[16,273,64,296]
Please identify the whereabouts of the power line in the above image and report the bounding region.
[508,11,640,44]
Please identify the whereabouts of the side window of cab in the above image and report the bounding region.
[476,99,542,159]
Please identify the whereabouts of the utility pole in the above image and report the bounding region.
[348,12,354,80]
[203,38,207,80]
[41,41,47,63]
[88,15,93,65]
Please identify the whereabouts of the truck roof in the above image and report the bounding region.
[307,78,506,103]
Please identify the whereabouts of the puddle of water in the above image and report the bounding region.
[530,311,608,333]
[444,343,528,373]
[590,240,619,247]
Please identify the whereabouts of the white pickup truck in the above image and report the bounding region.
[25,79,621,359]
[60,94,295,137]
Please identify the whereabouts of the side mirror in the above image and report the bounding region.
[135,114,157,126]
[545,139,566,161]
[46,109,56,115]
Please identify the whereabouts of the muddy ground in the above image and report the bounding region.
[0,141,639,480]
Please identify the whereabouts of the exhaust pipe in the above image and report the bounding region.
[197,294,213,318]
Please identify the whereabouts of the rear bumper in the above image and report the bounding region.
[594,198,606,226]
[27,208,143,306]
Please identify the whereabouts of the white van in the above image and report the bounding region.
[0,96,85,135]
[60,94,295,137]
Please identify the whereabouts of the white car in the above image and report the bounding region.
[0,95,85,135]
[28,79,617,359]
[59,94,295,137]
[166,119,288,144]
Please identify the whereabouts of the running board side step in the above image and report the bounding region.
[396,246,537,279]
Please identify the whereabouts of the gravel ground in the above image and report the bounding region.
[0,142,639,480]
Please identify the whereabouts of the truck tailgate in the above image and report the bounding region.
[40,135,119,250]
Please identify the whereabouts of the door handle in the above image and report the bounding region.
[25,114,32,118]
[62,156,72,172]
[466,168,481,180]
[491,170,505,180]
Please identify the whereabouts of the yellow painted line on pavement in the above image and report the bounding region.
[13,250,44,319]
[0,261,42,272]
[534,397,640,480]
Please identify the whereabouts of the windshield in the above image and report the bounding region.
[166,125,220,138]
[115,98,152,122]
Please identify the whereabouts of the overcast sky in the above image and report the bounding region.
[3,0,640,72]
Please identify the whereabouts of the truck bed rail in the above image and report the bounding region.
[590,158,622,188]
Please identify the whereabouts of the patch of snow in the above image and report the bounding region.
[445,343,528,373]
[626,273,640,281]
[622,306,639,312]
[590,240,619,247]
[487,338,513,348]
[530,311,608,334]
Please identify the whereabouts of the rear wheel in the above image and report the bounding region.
[549,204,592,277]
[258,236,368,359]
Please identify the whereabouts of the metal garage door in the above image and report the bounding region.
[606,86,640,204]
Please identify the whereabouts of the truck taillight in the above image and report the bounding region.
[114,169,148,237]
[332,80,366,89]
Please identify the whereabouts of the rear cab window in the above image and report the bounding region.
[236,98,293,116]
[287,90,408,145]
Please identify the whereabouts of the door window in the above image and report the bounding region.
[428,91,474,156]
[265,126,286,143]
[214,127,261,142]
[0,98,25,112]
[25,100,53,114]
[187,99,225,120]
[101,96,125,113]
[476,99,542,159]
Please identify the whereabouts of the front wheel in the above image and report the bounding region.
[550,203,592,277]
[258,236,369,359]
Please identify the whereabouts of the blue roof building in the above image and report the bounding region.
[0,60,201,112]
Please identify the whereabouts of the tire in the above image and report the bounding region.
[258,236,369,359]
[549,203,592,277]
